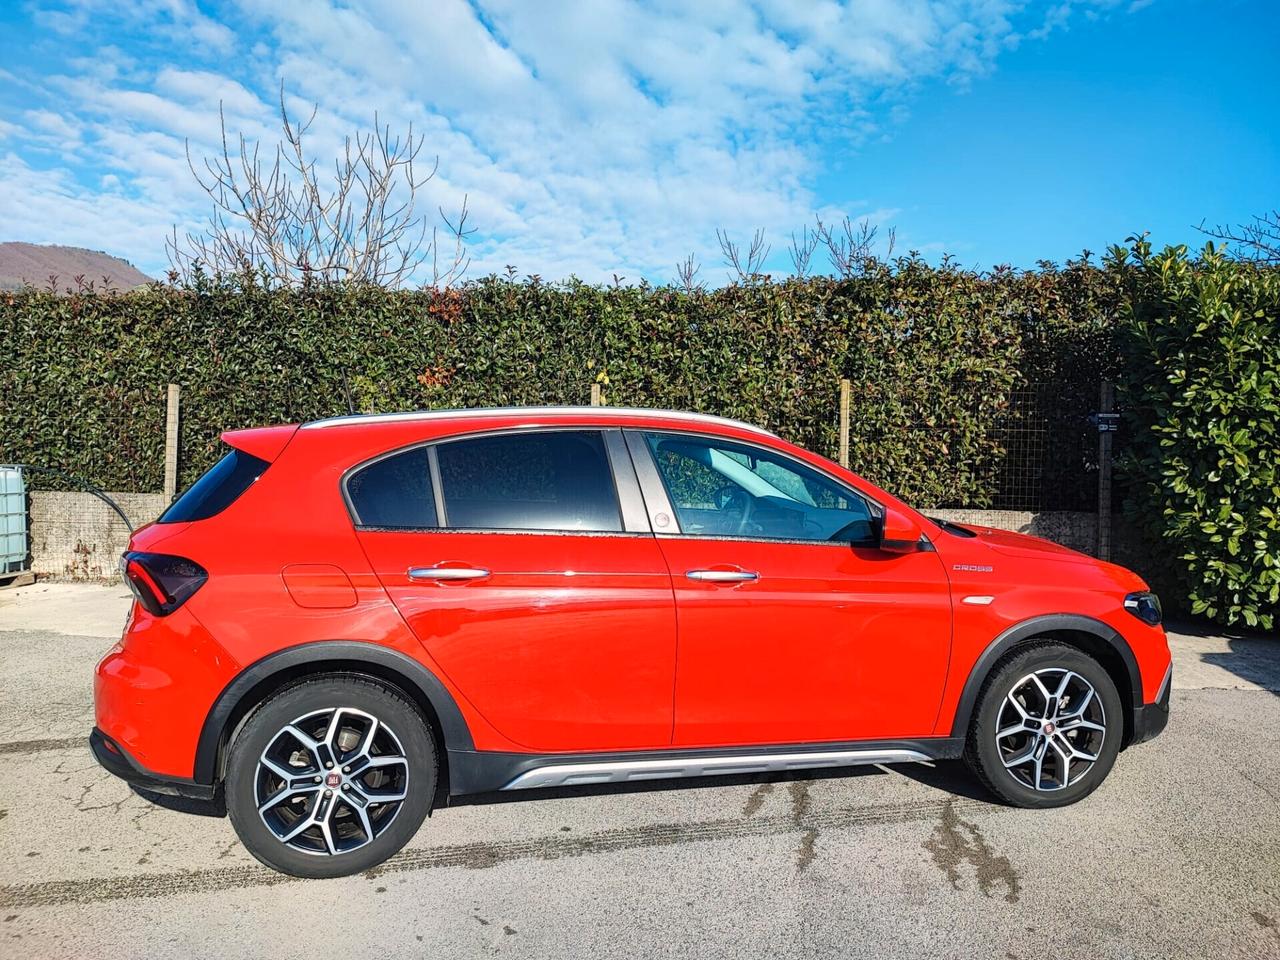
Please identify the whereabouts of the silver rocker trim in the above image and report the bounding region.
[500,747,931,791]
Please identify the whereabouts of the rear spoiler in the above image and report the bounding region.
[220,424,299,462]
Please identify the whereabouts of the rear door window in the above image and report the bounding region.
[437,430,622,533]
[158,448,269,523]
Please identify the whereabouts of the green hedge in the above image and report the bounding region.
[1,258,1118,509]
[7,250,1278,628]
[1116,240,1280,631]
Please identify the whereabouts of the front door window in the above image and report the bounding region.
[644,432,878,544]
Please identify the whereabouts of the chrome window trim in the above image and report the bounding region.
[353,525,653,540]
[342,426,636,536]
[656,533,864,549]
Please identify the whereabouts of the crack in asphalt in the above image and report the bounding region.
[736,779,827,873]
[0,797,992,909]
[788,781,818,874]
[740,782,774,817]
[1252,911,1279,939]
[923,799,1021,903]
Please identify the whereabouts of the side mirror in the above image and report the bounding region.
[879,505,924,553]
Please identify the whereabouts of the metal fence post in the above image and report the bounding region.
[164,384,180,502]
[1097,381,1114,561]
[838,379,851,468]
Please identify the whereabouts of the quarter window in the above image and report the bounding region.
[347,446,437,529]
[644,432,877,543]
[158,448,269,523]
[437,430,622,533]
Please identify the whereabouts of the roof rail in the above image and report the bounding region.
[301,405,775,436]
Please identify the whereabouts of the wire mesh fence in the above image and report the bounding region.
[987,381,1100,512]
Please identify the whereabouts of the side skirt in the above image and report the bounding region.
[446,738,965,796]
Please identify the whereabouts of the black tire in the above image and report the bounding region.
[964,642,1122,808]
[225,675,437,878]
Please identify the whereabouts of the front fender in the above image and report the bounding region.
[943,614,1143,744]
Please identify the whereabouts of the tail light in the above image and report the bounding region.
[120,551,208,616]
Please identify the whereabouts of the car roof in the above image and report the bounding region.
[299,406,776,437]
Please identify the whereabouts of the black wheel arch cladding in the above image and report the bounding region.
[951,614,1143,744]
[194,641,472,785]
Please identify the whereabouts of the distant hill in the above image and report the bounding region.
[0,242,153,292]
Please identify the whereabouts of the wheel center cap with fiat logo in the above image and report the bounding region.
[1043,721,1057,735]
[326,772,342,787]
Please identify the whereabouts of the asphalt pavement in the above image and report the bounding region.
[1,583,1277,960]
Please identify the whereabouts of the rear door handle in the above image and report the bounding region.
[407,566,491,582]
[686,569,759,583]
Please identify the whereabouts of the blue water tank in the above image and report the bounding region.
[0,466,28,574]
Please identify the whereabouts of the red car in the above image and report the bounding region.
[92,407,1171,877]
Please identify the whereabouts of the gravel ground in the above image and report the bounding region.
[1,583,1277,960]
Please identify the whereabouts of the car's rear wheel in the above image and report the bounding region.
[225,675,437,878]
[964,642,1122,808]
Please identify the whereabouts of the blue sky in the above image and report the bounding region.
[0,0,1275,284]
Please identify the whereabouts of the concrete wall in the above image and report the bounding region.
[929,508,1098,556]
[28,491,166,580]
[26,491,1102,582]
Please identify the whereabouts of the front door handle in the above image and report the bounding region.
[686,568,759,583]
[407,566,491,582]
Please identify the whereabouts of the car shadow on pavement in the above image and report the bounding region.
[1167,616,1280,696]
[890,760,1000,803]
[131,786,225,818]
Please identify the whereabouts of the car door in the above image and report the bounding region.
[351,428,677,752]
[627,430,952,747]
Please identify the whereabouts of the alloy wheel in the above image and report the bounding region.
[995,668,1106,792]
[255,707,409,856]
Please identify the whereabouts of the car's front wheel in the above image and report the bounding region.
[965,642,1123,808]
[225,675,437,878]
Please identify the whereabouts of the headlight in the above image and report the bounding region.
[1124,591,1162,626]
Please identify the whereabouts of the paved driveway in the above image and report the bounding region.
[1,584,1277,960]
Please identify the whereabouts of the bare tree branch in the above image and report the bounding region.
[716,227,770,282]
[814,216,893,279]
[1197,210,1280,264]
[788,225,819,279]
[675,252,703,293]
[434,195,475,289]
[168,84,473,288]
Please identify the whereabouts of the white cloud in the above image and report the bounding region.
[0,153,197,274]
[33,0,236,54]
[24,110,81,142]
[1,0,1148,283]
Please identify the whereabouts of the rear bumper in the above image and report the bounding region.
[89,727,215,801]
[1130,662,1172,745]
[94,603,237,780]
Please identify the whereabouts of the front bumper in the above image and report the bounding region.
[89,727,215,801]
[1130,662,1172,745]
